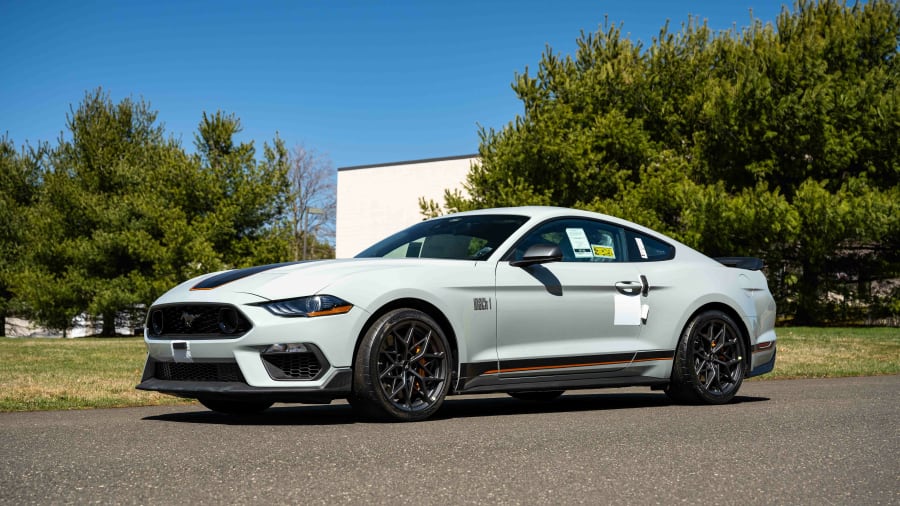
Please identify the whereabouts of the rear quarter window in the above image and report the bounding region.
[625,231,675,262]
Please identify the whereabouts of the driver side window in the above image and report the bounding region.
[512,219,625,263]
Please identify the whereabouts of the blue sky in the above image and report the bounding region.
[1,1,787,168]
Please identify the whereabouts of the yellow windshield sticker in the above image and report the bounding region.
[592,245,615,258]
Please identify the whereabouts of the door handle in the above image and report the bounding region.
[615,281,642,295]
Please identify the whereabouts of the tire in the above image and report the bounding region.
[198,398,273,415]
[508,390,564,402]
[665,310,746,405]
[351,308,452,422]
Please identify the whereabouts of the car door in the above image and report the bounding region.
[617,227,682,359]
[494,218,646,380]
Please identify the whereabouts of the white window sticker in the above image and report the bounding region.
[566,228,594,259]
[635,237,648,259]
[614,293,642,325]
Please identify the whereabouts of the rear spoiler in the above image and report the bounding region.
[714,257,764,271]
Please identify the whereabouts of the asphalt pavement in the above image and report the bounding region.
[1,376,898,505]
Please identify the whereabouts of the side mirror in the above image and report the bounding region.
[509,243,563,267]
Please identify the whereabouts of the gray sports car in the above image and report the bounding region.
[138,206,777,421]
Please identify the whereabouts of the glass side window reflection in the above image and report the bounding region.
[511,219,626,263]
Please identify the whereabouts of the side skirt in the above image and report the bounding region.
[455,358,672,395]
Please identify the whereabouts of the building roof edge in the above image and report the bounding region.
[338,154,479,172]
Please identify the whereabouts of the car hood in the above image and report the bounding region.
[154,258,476,304]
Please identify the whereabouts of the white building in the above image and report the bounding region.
[335,154,476,258]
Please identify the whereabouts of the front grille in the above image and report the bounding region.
[154,362,246,382]
[262,353,323,380]
[147,304,252,338]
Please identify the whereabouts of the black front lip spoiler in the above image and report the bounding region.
[136,368,352,404]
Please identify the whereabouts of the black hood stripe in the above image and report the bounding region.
[191,262,303,290]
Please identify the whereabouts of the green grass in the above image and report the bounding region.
[0,337,191,412]
[1,327,898,411]
[759,326,900,379]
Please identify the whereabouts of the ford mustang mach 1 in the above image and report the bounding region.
[137,207,777,421]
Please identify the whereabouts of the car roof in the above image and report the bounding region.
[443,206,712,263]
[448,206,640,233]
[450,206,593,219]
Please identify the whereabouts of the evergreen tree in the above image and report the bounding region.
[13,90,292,335]
[192,111,291,268]
[0,136,44,335]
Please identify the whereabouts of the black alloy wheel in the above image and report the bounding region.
[352,308,452,421]
[666,310,746,404]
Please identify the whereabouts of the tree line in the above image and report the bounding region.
[425,0,900,324]
[1,89,335,336]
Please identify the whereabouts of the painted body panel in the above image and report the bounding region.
[494,261,643,373]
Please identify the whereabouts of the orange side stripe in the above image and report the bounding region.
[631,357,671,363]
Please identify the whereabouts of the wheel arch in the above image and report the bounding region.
[352,297,460,382]
[680,302,752,373]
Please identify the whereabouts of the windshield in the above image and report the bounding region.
[356,214,530,260]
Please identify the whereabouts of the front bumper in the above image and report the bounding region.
[136,355,352,403]
[139,292,372,398]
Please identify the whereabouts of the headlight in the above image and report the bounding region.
[255,295,353,318]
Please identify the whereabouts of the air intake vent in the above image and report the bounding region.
[262,353,324,380]
[154,362,246,382]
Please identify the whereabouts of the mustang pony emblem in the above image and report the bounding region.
[180,311,199,328]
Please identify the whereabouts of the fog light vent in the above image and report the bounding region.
[262,353,323,380]
[260,343,328,381]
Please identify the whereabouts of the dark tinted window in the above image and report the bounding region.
[625,230,675,262]
[508,218,626,263]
